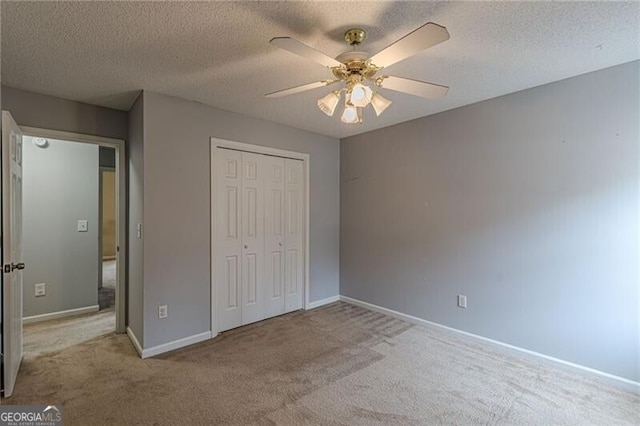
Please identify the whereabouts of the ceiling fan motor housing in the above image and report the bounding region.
[333,51,380,80]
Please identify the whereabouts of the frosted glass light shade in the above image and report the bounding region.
[317,91,341,116]
[371,92,392,116]
[349,83,373,107]
[341,105,362,124]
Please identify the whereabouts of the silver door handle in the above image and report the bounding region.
[11,262,25,271]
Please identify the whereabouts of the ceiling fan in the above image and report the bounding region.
[266,22,450,124]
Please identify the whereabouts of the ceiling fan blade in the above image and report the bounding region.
[265,80,339,98]
[377,76,448,98]
[369,22,450,69]
[270,37,344,69]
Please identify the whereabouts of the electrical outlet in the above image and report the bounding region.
[158,305,168,319]
[457,295,467,308]
[35,283,46,297]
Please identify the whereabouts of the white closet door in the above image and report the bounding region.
[214,148,243,332]
[263,155,286,318]
[240,152,265,325]
[284,159,304,312]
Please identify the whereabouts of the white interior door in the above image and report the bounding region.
[2,111,24,397]
[240,152,265,325]
[214,148,243,332]
[263,155,286,318]
[284,159,304,312]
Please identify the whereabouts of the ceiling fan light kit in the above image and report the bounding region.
[341,104,362,124]
[370,92,392,117]
[349,81,373,107]
[317,90,341,116]
[266,22,450,124]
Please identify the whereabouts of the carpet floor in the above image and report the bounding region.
[99,260,116,310]
[3,302,638,425]
[23,309,115,359]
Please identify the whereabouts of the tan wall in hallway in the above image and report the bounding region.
[102,170,116,258]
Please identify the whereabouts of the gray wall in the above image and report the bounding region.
[140,91,340,348]
[127,93,144,343]
[23,136,99,316]
[1,86,128,140]
[340,61,640,382]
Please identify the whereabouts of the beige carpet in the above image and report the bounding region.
[3,302,638,425]
[23,309,115,359]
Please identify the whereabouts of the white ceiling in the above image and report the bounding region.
[2,1,638,139]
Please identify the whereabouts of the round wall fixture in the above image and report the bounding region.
[32,137,49,148]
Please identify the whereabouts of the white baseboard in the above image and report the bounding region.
[306,295,340,310]
[23,305,100,324]
[127,327,143,357]
[129,330,212,359]
[339,295,639,392]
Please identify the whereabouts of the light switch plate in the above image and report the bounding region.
[457,294,467,308]
[77,220,88,232]
[35,283,46,297]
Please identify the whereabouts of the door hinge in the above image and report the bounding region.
[3,264,10,273]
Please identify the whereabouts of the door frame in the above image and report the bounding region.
[209,138,310,336]
[20,126,126,333]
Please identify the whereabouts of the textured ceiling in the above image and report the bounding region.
[2,1,639,139]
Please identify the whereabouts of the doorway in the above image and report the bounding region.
[19,133,124,358]
[20,127,125,342]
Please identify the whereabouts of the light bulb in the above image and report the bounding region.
[349,83,373,107]
[370,92,392,116]
[317,91,341,116]
[341,105,362,124]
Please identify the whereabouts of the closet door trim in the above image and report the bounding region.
[210,138,310,336]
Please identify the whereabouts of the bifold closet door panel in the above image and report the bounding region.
[263,155,286,318]
[240,151,266,325]
[214,148,243,332]
[214,147,305,332]
[284,159,304,312]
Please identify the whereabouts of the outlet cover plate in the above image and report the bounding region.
[35,283,46,297]
[158,305,168,319]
